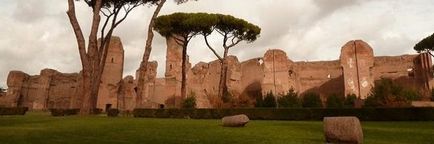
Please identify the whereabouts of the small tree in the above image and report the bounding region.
[262,92,277,108]
[277,89,301,108]
[326,94,344,108]
[431,88,434,101]
[67,0,158,114]
[154,13,215,101]
[302,92,322,108]
[136,0,197,107]
[344,94,357,108]
[364,78,421,108]
[202,14,261,102]
[182,92,197,108]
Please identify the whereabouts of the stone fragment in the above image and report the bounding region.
[323,116,363,144]
[222,114,249,127]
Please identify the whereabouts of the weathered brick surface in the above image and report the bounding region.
[1,38,432,109]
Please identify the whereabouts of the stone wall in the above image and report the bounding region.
[136,38,432,108]
[2,37,432,109]
[0,37,124,110]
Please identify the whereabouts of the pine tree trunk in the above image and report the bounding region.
[218,48,230,102]
[181,44,188,103]
[80,70,93,114]
[136,0,166,108]
[66,0,102,115]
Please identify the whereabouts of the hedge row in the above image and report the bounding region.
[0,107,28,115]
[133,108,434,121]
[49,108,103,116]
[107,109,120,117]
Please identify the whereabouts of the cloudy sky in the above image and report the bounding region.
[1,0,434,88]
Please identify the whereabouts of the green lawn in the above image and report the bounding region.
[0,112,433,144]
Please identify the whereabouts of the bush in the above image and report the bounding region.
[222,90,232,103]
[133,107,434,121]
[107,109,120,117]
[326,94,344,108]
[0,107,28,115]
[255,95,264,107]
[302,92,322,108]
[364,78,421,108]
[431,88,434,101]
[91,108,103,115]
[344,94,357,108]
[49,109,80,116]
[182,93,197,108]
[278,89,301,108]
[258,92,276,108]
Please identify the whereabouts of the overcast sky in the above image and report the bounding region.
[1,0,434,88]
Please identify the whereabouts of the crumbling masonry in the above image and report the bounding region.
[1,36,432,110]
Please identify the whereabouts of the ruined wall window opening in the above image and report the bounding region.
[111,58,114,63]
[105,104,112,111]
[407,68,414,77]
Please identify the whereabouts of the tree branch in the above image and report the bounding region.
[203,34,223,61]
[67,0,89,67]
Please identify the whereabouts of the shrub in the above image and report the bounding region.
[222,90,232,103]
[91,108,103,115]
[133,107,434,121]
[302,92,323,108]
[278,89,301,108]
[49,109,80,116]
[326,94,344,108]
[255,95,264,107]
[182,92,197,109]
[0,107,28,115]
[431,88,434,101]
[262,92,277,107]
[107,109,120,117]
[344,94,357,108]
[364,78,421,108]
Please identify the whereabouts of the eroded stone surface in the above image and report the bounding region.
[222,114,249,127]
[1,39,433,109]
[324,116,363,144]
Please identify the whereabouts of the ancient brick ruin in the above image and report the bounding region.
[0,36,432,110]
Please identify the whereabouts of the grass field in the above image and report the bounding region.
[0,112,433,144]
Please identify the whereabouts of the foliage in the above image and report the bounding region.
[83,0,159,9]
[213,14,261,42]
[255,92,276,108]
[134,107,434,121]
[364,78,421,108]
[277,89,301,108]
[154,12,261,43]
[326,94,344,108]
[431,88,434,101]
[344,94,357,108]
[182,92,197,108]
[50,109,80,116]
[0,107,28,115]
[221,90,232,103]
[414,32,434,53]
[107,109,120,117]
[302,92,323,108]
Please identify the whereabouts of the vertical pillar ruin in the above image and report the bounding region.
[340,40,374,99]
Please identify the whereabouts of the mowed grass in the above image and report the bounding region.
[0,112,433,144]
